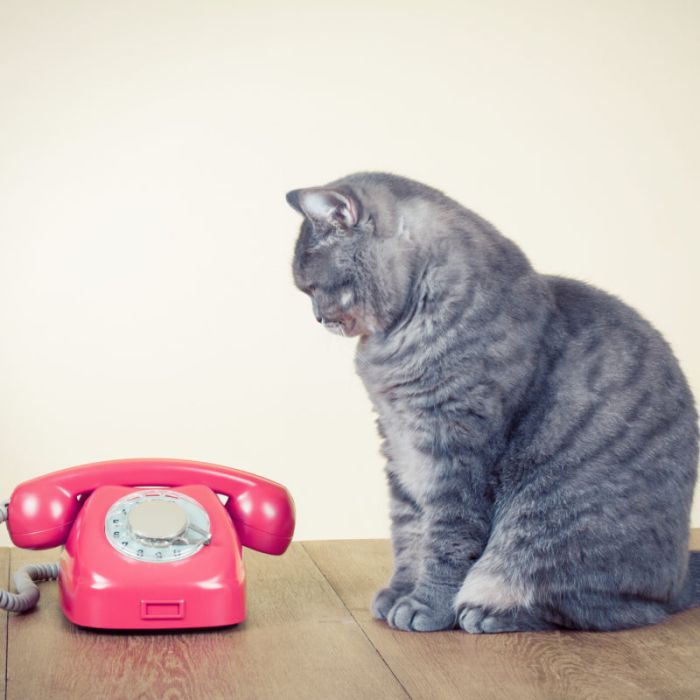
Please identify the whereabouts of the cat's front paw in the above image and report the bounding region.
[371,587,404,620]
[386,594,457,632]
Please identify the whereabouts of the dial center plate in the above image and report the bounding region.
[127,500,188,542]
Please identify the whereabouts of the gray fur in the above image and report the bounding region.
[287,172,699,633]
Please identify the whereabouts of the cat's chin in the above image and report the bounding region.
[322,318,370,338]
[322,319,358,337]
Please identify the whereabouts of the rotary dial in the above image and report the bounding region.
[105,490,211,562]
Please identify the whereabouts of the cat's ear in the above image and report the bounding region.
[285,188,359,229]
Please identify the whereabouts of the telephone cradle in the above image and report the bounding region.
[0,458,295,630]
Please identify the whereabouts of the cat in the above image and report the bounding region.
[287,172,699,633]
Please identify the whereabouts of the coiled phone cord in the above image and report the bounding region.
[0,499,59,613]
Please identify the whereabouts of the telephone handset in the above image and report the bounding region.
[0,458,295,629]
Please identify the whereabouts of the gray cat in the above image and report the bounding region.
[286,172,699,633]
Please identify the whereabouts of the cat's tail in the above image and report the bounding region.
[667,551,700,614]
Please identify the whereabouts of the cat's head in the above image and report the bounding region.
[287,173,441,338]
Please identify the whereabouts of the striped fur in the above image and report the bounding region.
[288,172,699,633]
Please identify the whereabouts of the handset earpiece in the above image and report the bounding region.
[225,482,295,555]
[7,483,83,549]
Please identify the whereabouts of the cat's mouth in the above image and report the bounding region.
[321,316,357,337]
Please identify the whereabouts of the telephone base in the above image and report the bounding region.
[58,484,247,630]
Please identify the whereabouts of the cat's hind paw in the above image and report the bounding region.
[458,604,502,633]
[458,604,554,634]
[386,594,457,632]
[371,587,403,620]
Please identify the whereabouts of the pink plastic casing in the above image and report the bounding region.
[6,458,295,630]
[7,458,295,553]
[60,484,245,629]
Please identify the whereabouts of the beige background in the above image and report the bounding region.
[0,0,698,546]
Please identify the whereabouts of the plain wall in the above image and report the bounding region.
[0,0,698,546]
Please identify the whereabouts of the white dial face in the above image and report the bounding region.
[105,490,211,563]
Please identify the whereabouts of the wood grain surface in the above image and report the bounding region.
[5,545,407,700]
[2,534,700,700]
[303,535,700,700]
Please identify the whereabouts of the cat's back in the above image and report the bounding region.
[545,274,658,339]
[532,274,698,465]
[544,276,689,391]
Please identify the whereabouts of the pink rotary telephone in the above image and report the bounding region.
[0,458,295,629]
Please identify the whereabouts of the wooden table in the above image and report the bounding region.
[2,532,700,699]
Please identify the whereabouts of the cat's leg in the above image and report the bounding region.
[453,530,545,633]
[454,496,675,633]
[384,476,490,632]
[372,471,423,620]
